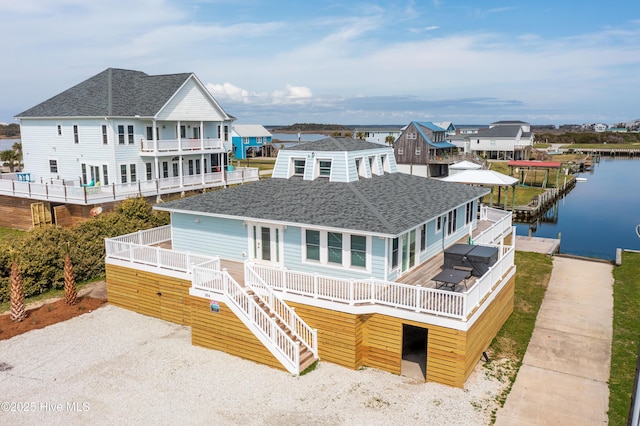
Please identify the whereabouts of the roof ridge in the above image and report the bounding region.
[345,182,395,234]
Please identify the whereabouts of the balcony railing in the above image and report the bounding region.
[105,225,218,274]
[474,208,513,245]
[140,138,224,153]
[106,214,516,323]
[0,168,259,205]
[105,226,315,375]
[216,242,515,322]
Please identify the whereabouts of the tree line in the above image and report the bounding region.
[0,123,20,138]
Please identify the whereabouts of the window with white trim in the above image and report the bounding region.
[73,125,79,144]
[327,232,342,264]
[118,125,125,144]
[398,146,404,155]
[435,216,442,233]
[304,230,368,269]
[120,164,127,183]
[305,230,320,261]
[49,159,58,173]
[102,125,108,145]
[318,160,331,177]
[128,125,134,144]
[57,125,62,136]
[415,145,421,155]
[130,164,136,182]
[293,159,305,176]
[351,235,366,268]
[391,238,399,269]
[447,209,457,236]
[465,201,473,225]
[420,224,426,252]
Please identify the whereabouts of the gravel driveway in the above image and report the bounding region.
[1,305,507,425]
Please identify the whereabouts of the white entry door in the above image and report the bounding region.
[250,224,283,266]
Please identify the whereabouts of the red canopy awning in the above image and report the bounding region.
[508,160,562,168]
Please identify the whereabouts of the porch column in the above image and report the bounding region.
[200,121,204,149]
[504,185,508,210]
[512,185,516,210]
[179,155,184,188]
[201,153,205,185]
[153,119,158,153]
[177,120,182,151]
[153,119,160,182]
[489,187,494,207]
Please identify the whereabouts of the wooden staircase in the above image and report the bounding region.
[246,289,317,372]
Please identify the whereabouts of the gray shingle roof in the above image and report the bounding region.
[157,174,489,236]
[283,137,384,152]
[15,68,195,118]
[476,125,522,138]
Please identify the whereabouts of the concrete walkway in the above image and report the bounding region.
[495,256,614,425]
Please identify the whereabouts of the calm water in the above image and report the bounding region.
[0,138,19,150]
[515,158,640,260]
[270,132,327,142]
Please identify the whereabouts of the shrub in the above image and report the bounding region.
[0,197,170,302]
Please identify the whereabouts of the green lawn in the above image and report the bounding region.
[609,251,640,425]
[0,227,25,244]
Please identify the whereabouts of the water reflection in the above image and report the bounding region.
[515,158,640,260]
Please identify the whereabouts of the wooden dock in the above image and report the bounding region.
[511,177,576,222]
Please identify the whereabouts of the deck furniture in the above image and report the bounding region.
[432,268,471,291]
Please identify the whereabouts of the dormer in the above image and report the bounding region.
[272,137,398,182]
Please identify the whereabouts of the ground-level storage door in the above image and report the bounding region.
[401,324,428,381]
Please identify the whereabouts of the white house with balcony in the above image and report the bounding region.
[105,137,516,386]
[466,120,534,160]
[3,68,258,228]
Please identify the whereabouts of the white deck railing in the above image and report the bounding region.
[0,168,259,205]
[141,138,224,152]
[244,262,318,358]
[106,227,311,375]
[105,226,218,273]
[190,266,304,375]
[244,241,515,321]
[474,209,513,245]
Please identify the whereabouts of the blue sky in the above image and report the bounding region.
[1,0,639,126]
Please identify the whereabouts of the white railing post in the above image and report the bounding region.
[349,279,354,305]
[289,307,295,330]
[312,329,318,357]
[281,267,287,293]
[313,273,318,298]
[415,285,421,312]
[128,243,133,261]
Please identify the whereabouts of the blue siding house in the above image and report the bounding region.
[157,138,488,281]
[106,137,517,384]
[231,124,273,159]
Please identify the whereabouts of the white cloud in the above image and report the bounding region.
[207,83,313,106]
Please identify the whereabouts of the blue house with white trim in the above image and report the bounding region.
[105,137,517,385]
[231,124,272,159]
[156,138,488,281]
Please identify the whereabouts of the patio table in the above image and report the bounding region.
[432,268,471,291]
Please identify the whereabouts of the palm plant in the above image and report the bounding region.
[9,257,26,322]
[64,243,77,305]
